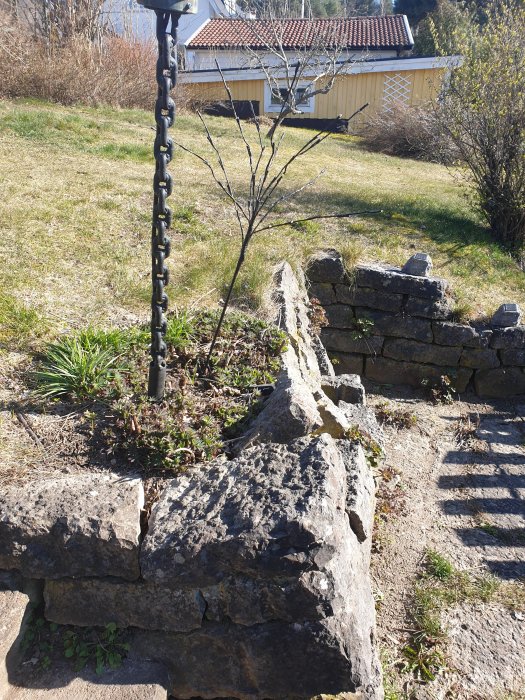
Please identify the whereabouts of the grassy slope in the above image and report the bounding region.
[1,98,524,350]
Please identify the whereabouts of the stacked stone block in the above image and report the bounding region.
[307,250,525,398]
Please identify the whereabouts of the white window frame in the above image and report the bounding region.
[263,82,315,114]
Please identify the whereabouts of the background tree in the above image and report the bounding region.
[436,1,525,255]
[393,0,437,24]
[413,0,472,55]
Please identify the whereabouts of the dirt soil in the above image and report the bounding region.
[367,384,525,700]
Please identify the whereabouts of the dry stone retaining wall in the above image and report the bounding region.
[307,250,525,398]
[0,262,383,700]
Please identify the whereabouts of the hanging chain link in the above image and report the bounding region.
[148,11,179,401]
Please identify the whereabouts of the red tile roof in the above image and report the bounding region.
[188,16,413,51]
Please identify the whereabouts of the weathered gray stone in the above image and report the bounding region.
[330,352,364,376]
[202,572,345,626]
[474,367,525,397]
[405,296,451,319]
[308,282,336,305]
[490,326,525,349]
[463,329,493,348]
[139,433,383,699]
[491,303,522,328]
[383,338,462,366]
[0,475,143,581]
[4,657,169,700]
[133,616,382,700]
[321,374,366,406]
[356,308,433,343]
[339,442,376,544]
[44,579,206,632]
[321,328,384,355]
[432,321,488,347]
[460,348,500,370]
[335,286,404,313]
[365,356,472,392]
[1,590,30,699]
[141,435,355,586]
[401,252,432,277]
[0,569,23,592]
[307,250,347,284]
[500,349,525,366]
[246,262,347,443]
[324,304,355,328]
[311,332,335,377]
[46,567,365,631]
[338,403,385,452]
[355,264,448,300]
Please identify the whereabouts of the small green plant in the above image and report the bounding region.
[375,401,417,429]
[347,425,383,469]
[400,549,502,685]
[20,608,129,676]
[164,309,196,351]
[35,334,126,400]
[63,622,130,674]
[401,634,447,683]
[424,549,454,581]
[20,608,57,670]
[421,375,457,404]
[351,317,374,341]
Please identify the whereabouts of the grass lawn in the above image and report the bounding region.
[1,97,524,352]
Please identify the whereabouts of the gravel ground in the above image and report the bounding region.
[369,385,525,700]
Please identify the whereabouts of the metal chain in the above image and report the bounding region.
[148,11,179,401]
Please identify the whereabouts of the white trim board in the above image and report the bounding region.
[179,55,462,84]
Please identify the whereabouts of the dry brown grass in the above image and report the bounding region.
[0,18,194,111]
[360,102,457,164]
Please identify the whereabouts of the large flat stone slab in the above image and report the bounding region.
[141,435,352,586]
[44,573,351,632]
[134,616,381,700]
[139,432,381,699]
[0,475,143,580]
[44,579,206,632]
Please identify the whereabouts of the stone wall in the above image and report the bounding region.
[306,250,525,398]
[0,263,383,700]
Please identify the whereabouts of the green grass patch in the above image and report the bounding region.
[0,293,49,350]
[400,549,502,685]
[2,98,525,353]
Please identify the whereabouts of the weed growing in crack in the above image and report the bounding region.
[346,425,383,470]
[350,317,374,341]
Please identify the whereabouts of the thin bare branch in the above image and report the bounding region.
[256,210,382,234]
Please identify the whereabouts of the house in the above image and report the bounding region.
[105,0,246,45]
[178,15,453,129]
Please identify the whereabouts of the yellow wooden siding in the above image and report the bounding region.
[185,67,445,124]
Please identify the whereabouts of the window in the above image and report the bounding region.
[270,87,309,106]
[264,83,315,113]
